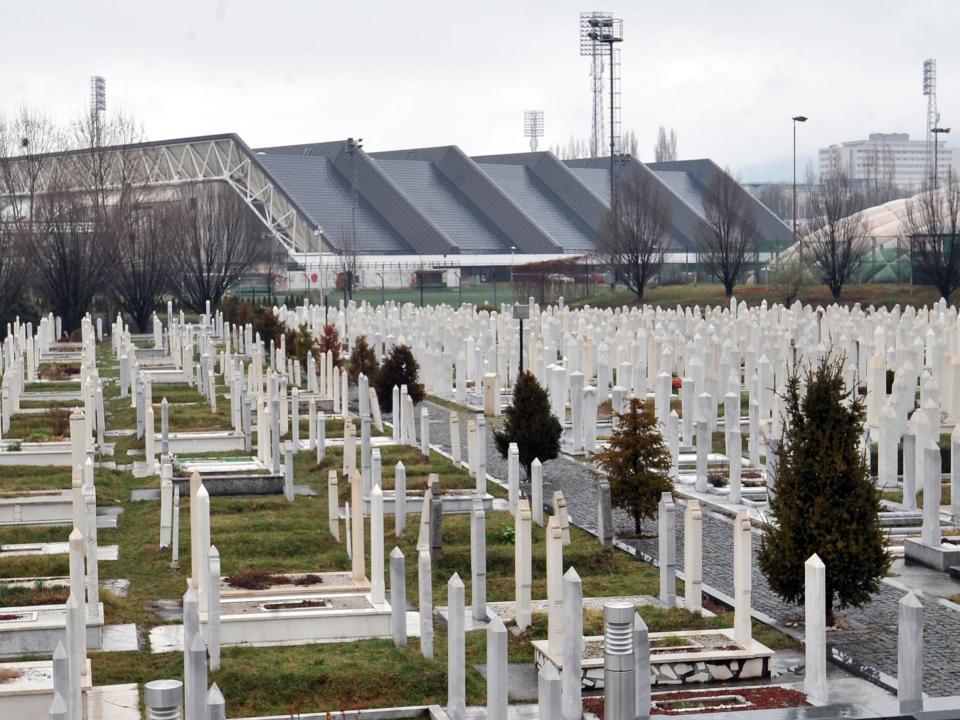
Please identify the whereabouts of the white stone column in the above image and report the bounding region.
[507,443,519,515]
[515,498,533,630]
[683,500,702,614]
[733,509,753,646]
[486,615,508,720]
[371,484,385,604]
[208,545,221,672]
[921,446,942,547]
[804,554,827,705]
[447,573,466,720]
[327,471,340,542]
[450,412,461,464]
[470,498,487,622]
[390,548,406,647]
[658,492,676,607]
[561,568,583,720]
[350,471,365,581]
[897,592,923,714]
[394,461,406,537]
[194,485,211,621]
[729,427,743,504]
[531,458,544,526]
[418,548,433,659]
[546,516,564,656]
[695,420,709,493]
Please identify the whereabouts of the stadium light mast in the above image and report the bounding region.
[523,111,544,152]
[90,76,106,146]
[345,137,363,306]
[792,115,808,262]
[587,16,622,206]
[923,60,939,184]
[580,11,612,158]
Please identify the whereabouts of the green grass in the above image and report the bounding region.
[24,382,81,393]
[880,483,952,508]
[6,410,71,442]
[569,283,944,311]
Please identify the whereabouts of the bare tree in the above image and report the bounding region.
[30,187,116,333]
[654,126,678,162]
[114,204,174,330]
[550,136,592,160]
[901,174,960,300]
[862,143,902,206]
[601,168,672,300]
[698,170,757,297]
[755,184,791,223]
[621,130,638,157]
[805,168,870,300]
[0,110,52,324]
[169,184,270,313]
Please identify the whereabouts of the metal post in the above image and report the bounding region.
[609,38,615,206]
[519,318,524,376]
[934,130,940,190]
[792,119,797,261]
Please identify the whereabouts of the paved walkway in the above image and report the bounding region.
[422,399,960,697]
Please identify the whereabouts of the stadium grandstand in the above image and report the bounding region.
[0,133,792,293]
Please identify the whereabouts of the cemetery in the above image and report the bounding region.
[0,293,956,720]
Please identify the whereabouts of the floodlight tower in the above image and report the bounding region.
[90,76,106,115]
[580,11,611,158]
[90,76,106,146]
[587,15,623,204]
[923,59,939,184]
[523,111,544,151]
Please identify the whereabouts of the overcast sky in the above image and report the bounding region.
[2,0,959,180]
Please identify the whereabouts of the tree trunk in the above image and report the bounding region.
[634,507,643,535]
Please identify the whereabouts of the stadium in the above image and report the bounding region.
[0,132,793,297]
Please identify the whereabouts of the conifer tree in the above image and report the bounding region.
[375,344,424,412]
[316,323,341,367]
[348,335,380,384]
[758,356,890,626]
[494,371,562,477]
[592,398,672,534]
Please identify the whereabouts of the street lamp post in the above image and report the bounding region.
[792,115,808,263]
[510,245,516,300]
[933,127,951,189]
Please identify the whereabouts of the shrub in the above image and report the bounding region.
[375,344,424,412]
[758,356,890,626]
[348,335,380,384]
[316,324,342,368]
[592,398,672,534]
[494,371,562,477]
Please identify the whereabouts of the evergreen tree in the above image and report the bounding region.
[758,356,890,626]
[593,398,672,534]
[348,335,380,383]
[375,344,424,413]
[494,371,562,477]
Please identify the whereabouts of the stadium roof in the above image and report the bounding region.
[255,141,792,255]
[1,132,791,257]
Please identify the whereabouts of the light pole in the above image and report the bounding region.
[346,137,363,302]
[933,127,950,189]
[792,115,808,262]
[510,245,516,298]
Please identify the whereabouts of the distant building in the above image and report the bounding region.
[818,133,950,190]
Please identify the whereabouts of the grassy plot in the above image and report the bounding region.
[6,410,71,442]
